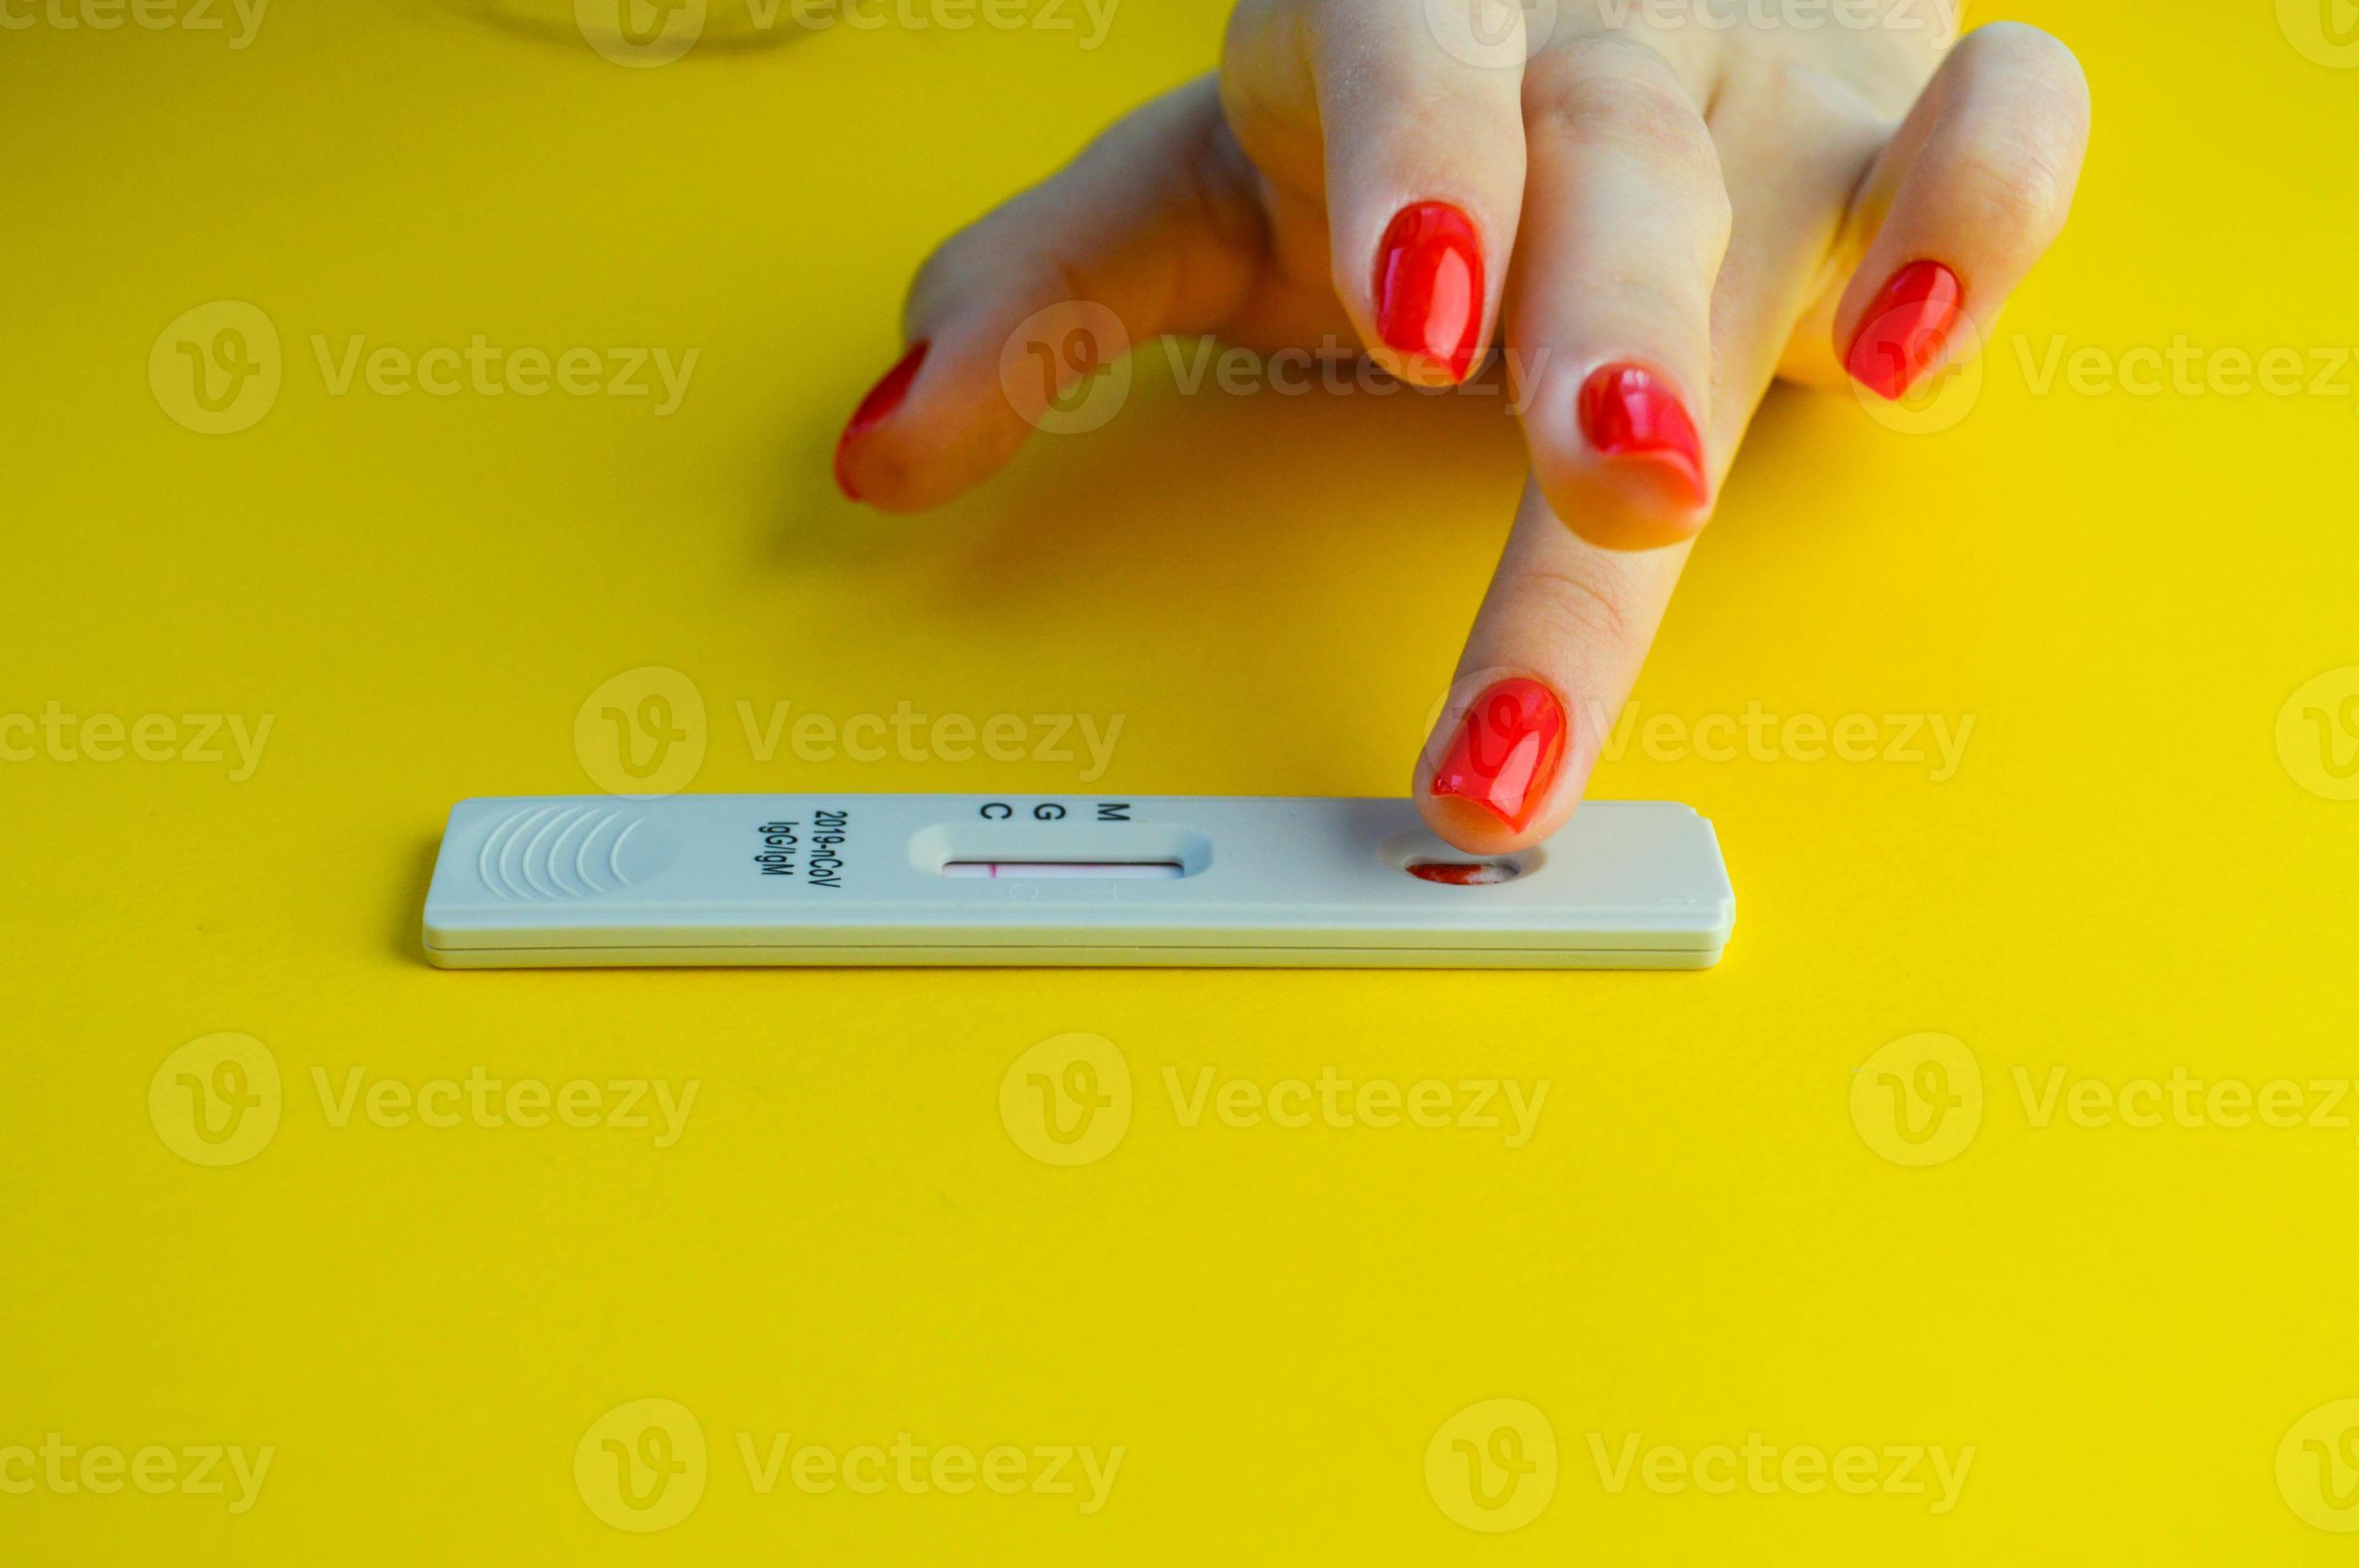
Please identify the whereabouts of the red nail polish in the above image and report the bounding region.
[1430,678,1569,834]
[1373,202,1484,382]
[835,342,929,499]
[1578,362,1708,505]
[1845,262,1963,401]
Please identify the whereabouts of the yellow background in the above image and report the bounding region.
[6,0,2359,1559]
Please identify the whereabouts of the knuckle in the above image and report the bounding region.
[1964,20,2081,75]
[1525,38,1720,192]
[1916,26,2089,252]
[1513,558,1640,654]
[1944,142,2073,245]
[1962,22,2093,126]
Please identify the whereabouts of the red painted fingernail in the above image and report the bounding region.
[1372,202,1485,382]
[834,342,929,500]
[1578,362,1708,506]
[1845,262,1963,401]
[1430,678,1569,834]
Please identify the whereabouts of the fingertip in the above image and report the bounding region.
[834,430,985,514]
[1417,674,1575,853]
[833,342,931,506]
[833,448,924,513]
[1536,458,1713,550]
[1553,495,1711,553]
[1416,790,1541,856]
[834,438,931,513]
[1369,200,1488,387]
[1519,360,1714,550]
[1841,260,1963,401]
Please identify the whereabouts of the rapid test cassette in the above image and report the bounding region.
[421,794,1736,970]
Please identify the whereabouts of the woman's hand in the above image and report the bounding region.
[831,1,2089,854]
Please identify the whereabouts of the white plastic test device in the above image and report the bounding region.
[421,794,1735,970]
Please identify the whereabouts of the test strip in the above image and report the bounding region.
[421,794,1735,970]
